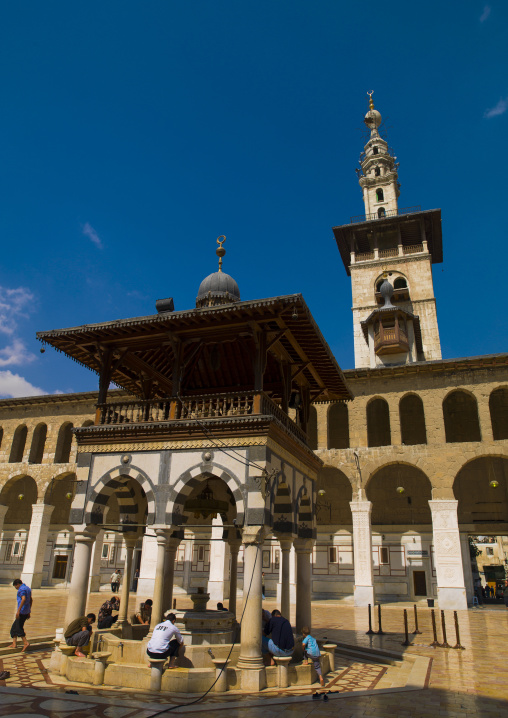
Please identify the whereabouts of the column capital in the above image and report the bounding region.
[428,499,459,512]
[349,499,372,514]
[275,535,293,551]
[73,525,100,542]
[228,539,242,553]
[293,538,314,554]
[166,536,181,551]
[242,525,269,546]
[124,536,138,550]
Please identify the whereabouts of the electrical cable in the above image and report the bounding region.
[145,543,260,716]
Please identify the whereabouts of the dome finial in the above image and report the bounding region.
[367,90,374,110]
[216,235,226,273]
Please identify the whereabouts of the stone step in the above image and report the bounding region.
[334,641,405,666]
[0,635,54,656]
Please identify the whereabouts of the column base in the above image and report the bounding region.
[89,576,102,592]
[21,572,43,589]
[240,667,266,691]
[353,585,375,607]
[437,587,468,610]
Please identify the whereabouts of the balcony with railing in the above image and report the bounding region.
[350,205,421,224]
[95,391,308,445]
[374,321,409,356]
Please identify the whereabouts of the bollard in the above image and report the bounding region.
[211,658,230,692]
[429,609,441,648]
[440,610,451,648]
[273,656,292,688]
[366,604,375,635]
[173,598,176,609]
[413,604,422,634]
[452,611,465,650]
[323,643,337,672]
[376,603,385,635]
[401,609,414,646]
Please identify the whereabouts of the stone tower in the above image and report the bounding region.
[333,94,443,369]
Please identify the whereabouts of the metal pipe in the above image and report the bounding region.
[366,604,374,635]
[402,609,413,646]
[440,610,450,648]
[413,604,422,634]
[429,609,440,648]
[452,611,465,650]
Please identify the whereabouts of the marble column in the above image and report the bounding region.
[149,528,169,630]
[207,516,227,601]
[350,500,375,606]
[294,538,313,632]
[236,526,266,691]
[429,499,468,610]
[64,526,99,626]
[228,540,241,617]
[117,537,137,632]
[21,503,55,588]
[162,537,181,613]
[277,537,293,620]
[88,507,109,592]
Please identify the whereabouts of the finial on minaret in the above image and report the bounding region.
[367,90,374,110]
[216,235,226,272]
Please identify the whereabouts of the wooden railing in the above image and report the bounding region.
[96,391,307,444]
[356,251,374,261]
[379,247,398,258]
[403,243,424,255]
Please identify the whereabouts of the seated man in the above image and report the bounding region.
[263,609,294,666]
[97,596,120,629]
[146,612,183,668]
[64,613,96,658]
[135,599,153,625]
[216,602,228,611]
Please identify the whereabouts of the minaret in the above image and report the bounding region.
[359,92,400,218]
[333,94,443,369]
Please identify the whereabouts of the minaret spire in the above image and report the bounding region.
[357,93,400,218]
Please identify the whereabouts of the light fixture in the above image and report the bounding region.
[490,480,499,489]
[65,492,73,500]
[18,493,24,501]
[318,489,326,497]
[292,307,298,320]
[185,481,229,520]
[396,486,405,494]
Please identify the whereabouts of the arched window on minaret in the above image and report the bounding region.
[375,166,380,176]
[376,188,384,202]
[378,208,386,218]
[373,146,379,155]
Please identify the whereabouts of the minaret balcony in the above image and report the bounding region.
[374,323,409,355]
[350,205,421,224]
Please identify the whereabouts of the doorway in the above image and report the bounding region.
[413,570,427,597]
[53,554,69,580]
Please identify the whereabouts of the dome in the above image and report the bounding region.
[364,108,382,130]
[196,271,240,308]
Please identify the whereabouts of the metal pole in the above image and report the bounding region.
[429,609,441,648]
[440,610,450,648]
[401,609,413,646]
[413,604,422,634]
[366,604,374,635]
[452,610,465,650]
[376,603,385,635]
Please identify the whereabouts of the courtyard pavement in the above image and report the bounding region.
[0,587,506,716]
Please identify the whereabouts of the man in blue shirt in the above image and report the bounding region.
[263,609,294,666]
[9,578,32,652]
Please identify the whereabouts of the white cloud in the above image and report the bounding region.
[479,5,491,22]
[0,286,34,335]
[0,338,36,367]
[484,97,508,118]
[0,370,45,398]
[82,222,103,249]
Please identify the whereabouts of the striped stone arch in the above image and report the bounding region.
[272,475,295,534]
[295,484,315,539]
[84,466,156,526]
[165,463,245,526]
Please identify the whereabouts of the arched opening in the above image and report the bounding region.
[443,390,481,443]
[307,406,318,450]
[82,420,94,428]
[375,166,381,176]
[373,146,379,155]
[400,394,427,445]
[316,467,352,525]
[367,397,391,447]
[367,464,432,525]
[376,188,384,202]
[45,473,78,525]
[328,403,349,449]
[0,475,38,526]
[378,207,386,218]
[489,387,508,440]
[9,425,28,463]
[54,422,74,463]
[28,423,47,464]
[393,277,407,289]
[454,457,508,527]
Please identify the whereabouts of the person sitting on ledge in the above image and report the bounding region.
[263,609,294,666]
[217,602,228,611]
[97,596,120,629]
[135,599,153,625]
[146,612,183,669]
[64,613,96,658]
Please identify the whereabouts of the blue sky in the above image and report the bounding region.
[0,1,506,397]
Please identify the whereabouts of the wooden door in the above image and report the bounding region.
[413,570,427,596]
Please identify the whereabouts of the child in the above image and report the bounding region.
[301,626,325,687]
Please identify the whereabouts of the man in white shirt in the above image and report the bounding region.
[146,613,183,668]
